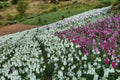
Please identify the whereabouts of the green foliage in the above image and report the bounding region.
[38,17,41,23]
[102,0,111,5]
[110,0,120,14]
[0,2,9,8]
[11,0,18,5]
[20,4,93,25]
[50,7,58,12]
[16,0,28,18]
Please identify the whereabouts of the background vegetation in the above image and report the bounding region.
[0,0,119,27]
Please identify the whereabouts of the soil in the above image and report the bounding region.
[0,24,38,36]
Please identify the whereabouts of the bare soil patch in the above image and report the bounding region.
[0,24,38,36]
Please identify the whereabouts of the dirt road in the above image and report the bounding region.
[0,24,38,36]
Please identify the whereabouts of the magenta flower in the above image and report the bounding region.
[104,28,111,36]
[83,48,89,55]
[55,15,120,58]
[112,61,117,68]
[105,57,109,65]
[118,30,120,34]
[103,40,108,51]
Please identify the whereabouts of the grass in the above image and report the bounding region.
[20,0,105,26]
[21,8,89,25]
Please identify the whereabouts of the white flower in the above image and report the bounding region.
[30,73,36,80]
[93,62,97,66]
[78,51,82,55]
[58,70,63,78]
[117,76,120,80]
[71,65,76,70]
[63,59,67,66]
[94,74,99,80]
[84,64,87,68]
[88,62,92,69]
[82,55,87,60]
[77,70,81,77]
[54,57,59,62]
[61,67,64,70]
[87,68,95,75]
[97,58,101,62]
[13,70,18,75]
[104,68,109,78]
[1,76,5,80]
[96,64,101,69]
[72,76,77,80]
[47,53,50,58]
[109,68,115,73]
[76,45,79,48]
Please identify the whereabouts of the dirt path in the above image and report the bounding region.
[0,24,38,36]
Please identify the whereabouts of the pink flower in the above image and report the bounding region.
[105,57,109,65]
[103,40,108,51]
[95,47,99,54]
[112,61,117,68]
[83,48,89,55]
[108,50,112,55]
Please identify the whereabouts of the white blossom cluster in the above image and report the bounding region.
[0,6,119,80]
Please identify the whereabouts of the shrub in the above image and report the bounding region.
[50,7,58,12]
[11,0,18,5]
[16,0,28,17]
[6,14,15,20]
[68,10,70,14]
[102,0,111,5]
[38,17,41,23]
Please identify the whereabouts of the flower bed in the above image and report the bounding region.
[0,6,119,80]
[55,15,120,79]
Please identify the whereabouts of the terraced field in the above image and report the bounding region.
[0,6,120,80]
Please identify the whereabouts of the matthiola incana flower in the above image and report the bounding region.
[1,6,120,80]
[105,57,109,65]
[103,40,108,51]
[112,61,117,68]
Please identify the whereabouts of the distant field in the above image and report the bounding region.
[0,0,119,27]
[20,6,93,25]
[20,0,106,26]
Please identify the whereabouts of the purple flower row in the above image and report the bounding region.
[55,15,120,68]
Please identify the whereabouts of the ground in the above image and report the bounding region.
[0,24,38,36]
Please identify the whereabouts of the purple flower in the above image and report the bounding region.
[105,57,109,65]
[118,30,120,34]
[103,40,108,51]
[112,61,117,68]
[83,48,89,55]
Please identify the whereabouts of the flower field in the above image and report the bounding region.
[0,6,120,80]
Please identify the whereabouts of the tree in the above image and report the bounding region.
[16,0,28,17]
